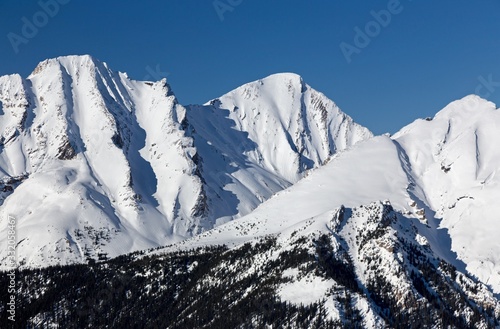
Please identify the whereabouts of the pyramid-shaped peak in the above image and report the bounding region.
[212,73,310,105]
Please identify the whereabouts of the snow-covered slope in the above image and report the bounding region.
[2,55,500,326]
[185,73,372,222]
[174,96,500,295]
[2,55,499,304]
[0,56,372,268]
[0,55,208,267]
[393,95,500,292]
[171,135,415,251]
[11,202,500,328]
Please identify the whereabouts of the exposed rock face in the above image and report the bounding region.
[56,138,76,160]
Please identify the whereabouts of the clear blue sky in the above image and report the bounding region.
[1,0,499,134]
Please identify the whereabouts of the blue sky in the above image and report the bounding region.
[1,0,499,134]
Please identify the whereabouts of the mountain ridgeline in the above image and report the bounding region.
[1,55,500,327]
[0,55,371,268]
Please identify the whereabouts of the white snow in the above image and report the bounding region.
[393,95,500,292]
[177,96,500,294]
[0,56,371,268]
[1,55,499,299]
[278,273,335,305]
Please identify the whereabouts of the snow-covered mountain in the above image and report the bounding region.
[185,73,371,222]
[393,96,500,293]
[172,97,500,297]
[0,55,371,268]
[2,55,500,327]
[144,96,500,326]
[0,55,210,267]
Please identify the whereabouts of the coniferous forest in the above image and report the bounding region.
[1,232,499,328]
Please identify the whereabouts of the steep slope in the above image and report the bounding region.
[0,55,207,267]
[167,96,500,317]
[393,95,500,293]
[0,58,372,268]
[185,73,372,221]
[173,136,413,249]
[1,56,500,326]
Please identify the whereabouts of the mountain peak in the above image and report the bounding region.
[3,56,500,327]
[251,72,307,93]
[206,73,309,107]
[259,72,304,83]
[0,57,372,268]
[434,94,497,119]
[29,54,103,77]
[394,94,498,139]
